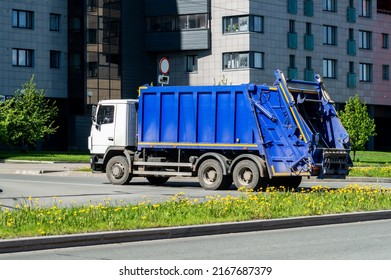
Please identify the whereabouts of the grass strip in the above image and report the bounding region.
[1,184,391,239]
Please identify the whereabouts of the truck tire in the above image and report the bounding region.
[106,156,132,185]
[146,176,169,186]
[233,159,263,190]
[198,159,232,190]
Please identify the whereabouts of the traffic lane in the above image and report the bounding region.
[0,174,229,209]
[1,173,389,209]
[1,219,390,260]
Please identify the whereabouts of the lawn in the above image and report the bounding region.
[1,185,391,239]
[0,150,90,163]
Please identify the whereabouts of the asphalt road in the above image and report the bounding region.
[1,173,389,209]
[1,219,390,260]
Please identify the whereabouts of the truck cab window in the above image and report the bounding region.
[97,105,114,124]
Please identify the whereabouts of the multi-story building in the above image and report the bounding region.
[1,0,391,150]
[0,0,68,149]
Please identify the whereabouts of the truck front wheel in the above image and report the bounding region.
[233,160,263,190]
[106,156,132,185]
[198,159,232,190]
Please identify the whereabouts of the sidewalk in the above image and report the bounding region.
[0,160,93,176]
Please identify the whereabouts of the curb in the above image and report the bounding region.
[1,210,391,254]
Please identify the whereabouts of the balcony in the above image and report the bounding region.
[347,7,356,23]
[288,67,298,79]
[304,68,314,81]
[304,34,314,51]
[288,32,298,49]
[347,72,356,88]
[347,40,356,56]
[304,0,314,17]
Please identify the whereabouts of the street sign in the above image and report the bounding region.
[159,57,170,74]
[158,75,169,85]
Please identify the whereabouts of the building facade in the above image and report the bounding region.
[1,0,391,150]
[145,0,391,150]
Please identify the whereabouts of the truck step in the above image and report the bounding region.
[133,162,192,167]
[133,170,192,176]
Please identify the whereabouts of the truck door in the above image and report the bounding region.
[91,105,115,154]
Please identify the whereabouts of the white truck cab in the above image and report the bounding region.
[88,99,138,168]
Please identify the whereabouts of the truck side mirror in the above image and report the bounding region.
[91,105,97,117]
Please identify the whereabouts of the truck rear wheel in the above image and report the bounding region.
[198,159,232,190]
[146,176,169,186]
[233,160,263,190]
[106,156,132,185]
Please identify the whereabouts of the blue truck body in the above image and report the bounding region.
[90,70,351,190]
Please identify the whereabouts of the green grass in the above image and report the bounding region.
[1,185,391,239]
[0,151,89,163]
[353,151,391,164]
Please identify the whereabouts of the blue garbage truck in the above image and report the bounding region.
[88,70,351,190]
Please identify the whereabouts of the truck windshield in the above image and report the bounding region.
[96,105,114,124]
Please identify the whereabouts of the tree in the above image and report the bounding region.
[339,94,376,160]
[0,75,58,150]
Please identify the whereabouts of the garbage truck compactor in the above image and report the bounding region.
[88,70,351,190]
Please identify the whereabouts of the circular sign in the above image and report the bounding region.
[159,57,170,74]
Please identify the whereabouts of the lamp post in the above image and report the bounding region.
[87,90,93,104]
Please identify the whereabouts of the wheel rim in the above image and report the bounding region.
[111,162,125,179]
[238,167,253,185]
[203,167,217,185]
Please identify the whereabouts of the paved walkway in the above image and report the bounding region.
[0,160,92,176]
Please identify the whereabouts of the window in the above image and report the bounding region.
[223,52,263,69]
[50,13,60,31]
[253,52,263,68]
[146,14,208,32]
[87,0,97,12]
[349,61,355,73]
[305,56,314,80]
[359,0,371,17]
[289,55,296,68]
[12,48,33,67]
[288,55,297,79]
[223,15,263,33]
[186,55,198,72]
[323,25,336,45]
[306,56,312,69]
[12,9,33,29]
[323,59,336,78]
[289,20,295,33]
[359,30,372,49]
[323,0,336,12]
[50,51,60,68]
[348,62,356,88]
[97,105,114,125]
[382,65,389,80]
[87,29,97,43]
[179,14,207,30]
[349,28,354,40]
[306,22,312,35]
[382,33,389,49]
[359,63,372,82]
[88,62,98,77]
